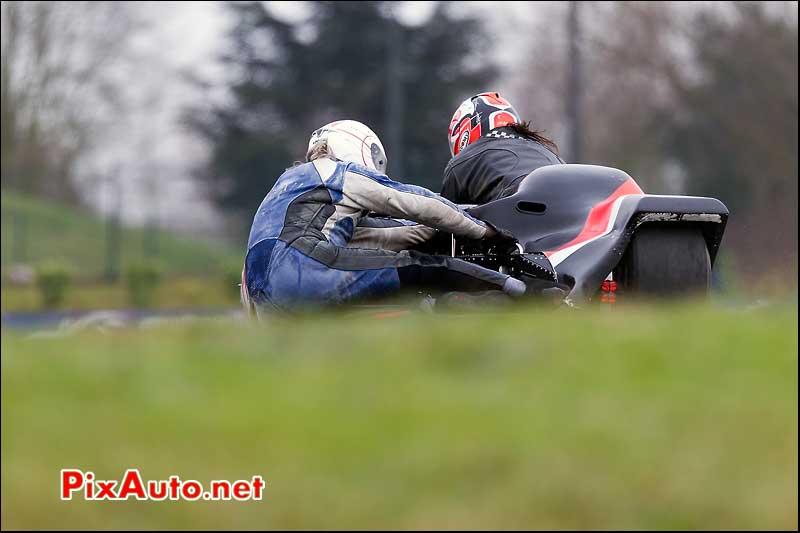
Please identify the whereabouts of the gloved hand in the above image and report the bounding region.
[481,224,520,255]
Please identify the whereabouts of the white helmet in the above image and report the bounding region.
[307,120,388,173]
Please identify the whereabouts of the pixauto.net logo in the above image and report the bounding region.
[60,469,266,502]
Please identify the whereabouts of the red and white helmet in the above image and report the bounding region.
[307,120,388,173]
[448,92,521,156]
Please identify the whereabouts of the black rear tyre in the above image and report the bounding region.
[616,224,711,297]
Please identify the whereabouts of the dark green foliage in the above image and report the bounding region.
[125,261,162,308]
[191,1,497,225]
[222,261,244,302]
[35,261,71,308]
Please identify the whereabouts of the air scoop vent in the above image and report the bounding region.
[516,201,546,214]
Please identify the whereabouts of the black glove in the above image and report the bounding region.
[482,224,520,255]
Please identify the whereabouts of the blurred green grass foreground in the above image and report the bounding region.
[1,304,797,529]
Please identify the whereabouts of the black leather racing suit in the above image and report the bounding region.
[441,127,565,205]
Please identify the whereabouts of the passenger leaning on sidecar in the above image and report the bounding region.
[442,92,565,205]
[242,120,526,313]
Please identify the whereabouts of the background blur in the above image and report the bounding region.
[1,3,797,530]
[1,0,798,309]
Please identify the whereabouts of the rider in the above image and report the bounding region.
[243,120,525,312]
[442,92,564,205]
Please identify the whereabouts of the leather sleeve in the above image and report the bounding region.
[338,163,488,239]
[348,217,436,252]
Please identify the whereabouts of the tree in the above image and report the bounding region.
[190,1,497,227]
[511,1,798,279]
[667,2,798,276]
[510,1,690,191]
[1,1,144,204]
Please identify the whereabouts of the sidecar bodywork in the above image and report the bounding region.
[461,164,728,302]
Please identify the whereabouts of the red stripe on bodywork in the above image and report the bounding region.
[545,178,643,256]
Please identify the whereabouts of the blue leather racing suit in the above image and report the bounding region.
[244,157,515,311]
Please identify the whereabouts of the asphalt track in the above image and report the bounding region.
[0,307,242,331]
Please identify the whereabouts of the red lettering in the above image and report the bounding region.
[252,476,266,500]
[169,476,181,499]
[232,481,250,500]
[95,480,117,500]
[181,480,202,501]
[60,469,84,500]
[117,469,147,500]
[148,480,168,500]
[211,481,230,500]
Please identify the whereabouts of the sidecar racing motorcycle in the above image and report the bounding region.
[422,164,729,305]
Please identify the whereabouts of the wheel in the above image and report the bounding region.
[616,224,711,297]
